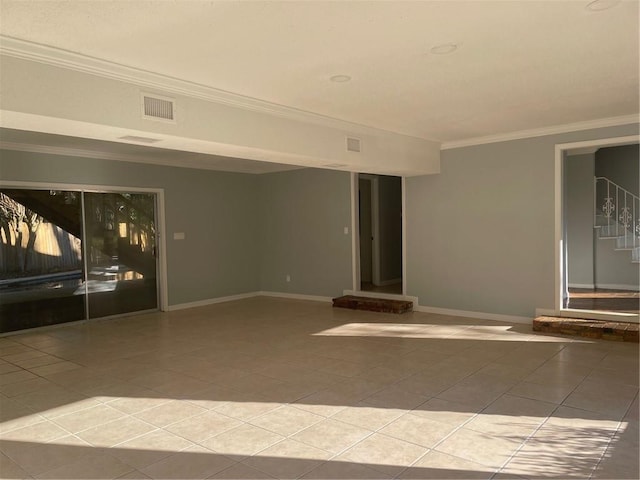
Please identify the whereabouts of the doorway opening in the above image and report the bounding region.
[556,136,639,322]
[0,186,162,334]
[357,174,403,295]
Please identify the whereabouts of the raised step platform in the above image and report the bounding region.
[534,316,639,342]
[332,295,413,314]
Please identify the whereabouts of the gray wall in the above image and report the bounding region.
[0,150,261,306]
[406,124,639,317]
[595,144,639,195]
[258,168,353,297]
[564,153,595,287]
[378,175,403,283]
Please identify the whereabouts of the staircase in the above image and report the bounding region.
[594,177,640,264]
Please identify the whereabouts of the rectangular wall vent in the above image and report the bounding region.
[346,137,361,153]
[141,93,176,123]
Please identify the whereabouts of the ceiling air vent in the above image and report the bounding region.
[346,136,361,153]
[141,93,176,123]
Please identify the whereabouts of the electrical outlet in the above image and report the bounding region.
[286,274,291,282]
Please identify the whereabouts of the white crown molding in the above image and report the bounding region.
[0,35,429,143]
[442,114,640,150]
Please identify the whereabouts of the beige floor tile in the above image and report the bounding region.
[166,411,242,443]
[435,427,521,468]
[361,385,430,410]
[291,418,372,454]
[111,429,195,469]
[0,370,39,386]
[0,377,54,397]
[336,433,428,477]
[243,439,331,478]
[330,404,405,431]
[0,434,93,476]
[107,395,172,415]
[301,460,393,479]
[398,450,495,479]
[75,417,157,447]
[34,451,134,479]
[563,379,638,417]
[51,404,126,433]
[28,361,82,377]
[210,462,276,479]
[141,445,236,479]
[0,451,31,479]
[0,420,69,443]
[200,424,284,458]
[213,399,281,421]
[508,380,576,404]
[249,405,324,437]
[134,400,207,428]
[378,413,457,448]
[2,298,637,479]
[411,397,478,426]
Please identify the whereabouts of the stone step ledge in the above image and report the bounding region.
[332,295,413,314]
[533,316,639,342]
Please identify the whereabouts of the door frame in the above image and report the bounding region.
[350,172,407,296]
[554,135,639,322]
[0,180,168,312]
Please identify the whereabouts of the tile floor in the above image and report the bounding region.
[0,296,638,479]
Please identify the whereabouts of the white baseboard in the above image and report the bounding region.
[168,292,260,311]
[414,305,532,325]
[595,283,640,292]
[257,291,333,303]
[568,283,595,289]
[375,278,402,287]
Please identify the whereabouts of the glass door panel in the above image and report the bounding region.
[0,189,84,333]
[83,192,158,318]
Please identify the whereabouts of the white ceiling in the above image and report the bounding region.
[1,0,638,144]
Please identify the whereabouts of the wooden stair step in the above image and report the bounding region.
[332,295,413,314]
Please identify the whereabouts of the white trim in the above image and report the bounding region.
[167,292,259,311]
[594,283,640,292]
[350,172,360,291]
[414,305,532,325]
[401,176,407,296]
[0,179,168,312]
[258,291,333,303]
[442,115,640,150]
[342,289,418,305]
[568,283,596,289]
[376,278,402,287]
[0,35,431,143]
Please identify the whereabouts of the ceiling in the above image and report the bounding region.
[1,0,638,142]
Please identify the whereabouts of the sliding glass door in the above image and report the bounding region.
[0,188,159,334]
[0,189,85,332]
[84,192,157,318]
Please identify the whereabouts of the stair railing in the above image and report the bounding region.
[594,176,640,250]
